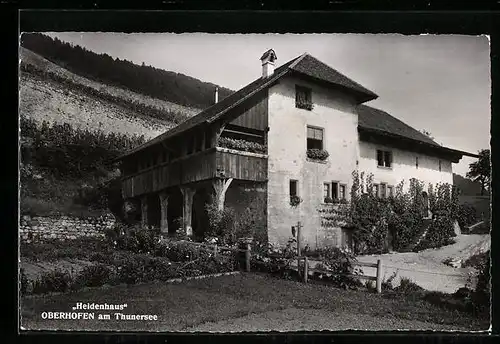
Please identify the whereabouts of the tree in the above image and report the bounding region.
[466,149,491,196]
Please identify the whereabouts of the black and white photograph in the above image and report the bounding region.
[19,32,491,332]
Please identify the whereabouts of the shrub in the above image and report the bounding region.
[154,240,206,262]
[314,246,362,288]
[21,237,112,262]
[457,203,478,230]
[234,198,265,240]
[32,270,73,294]
[20,268,29,295]
[324,196,333,204]
[470,250,490,314]
[72,264,113,289]
[205,202,236,243]
[394,277,424,294]
[113,225,159,254]
[413,216,456,251]
[306,148,329,161]
[382,271,398,291]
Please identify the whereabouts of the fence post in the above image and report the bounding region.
[245,243,251,272]
[296,221,302,257]
[303,257,308,283]
[376,259,383,294]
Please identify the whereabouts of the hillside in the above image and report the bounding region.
[21,33,234,109]
[19,47,200,140]
[453,173,485,196]
[20,47,201,117]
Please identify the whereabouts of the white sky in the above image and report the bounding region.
[47,33,491,177]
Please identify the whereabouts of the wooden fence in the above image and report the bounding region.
[177,238,383,293]
[297,257,383,293]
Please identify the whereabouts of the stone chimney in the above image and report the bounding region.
[260,49,277,78]
[214,86,219,103]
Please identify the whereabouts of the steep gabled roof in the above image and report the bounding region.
[357,105,441,146]
[290,54,378,102]
[119,53,378,159]
[357,105,479,158]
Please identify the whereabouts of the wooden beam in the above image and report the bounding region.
[159,192,169,235]
[180,186,196,237]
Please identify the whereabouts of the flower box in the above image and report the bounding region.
[306,148,329,161]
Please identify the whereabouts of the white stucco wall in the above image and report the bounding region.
[358,140,454,191]
[266,76,359,249]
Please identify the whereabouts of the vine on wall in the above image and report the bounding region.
[317,170,459,255]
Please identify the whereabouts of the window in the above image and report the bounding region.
[373,184,379,196]
[323,183,331,199]
[332,182,339,200]
[387,185,394,197]
[290,180,298,197]
[296,85,313,110]
[416,156,419,169]
[377,150,392,168]
[339,184,346,200]
[307,126,324,150]
[439,160,442,172]
[380,183,387,198]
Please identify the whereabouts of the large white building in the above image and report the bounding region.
[118,49,478,250]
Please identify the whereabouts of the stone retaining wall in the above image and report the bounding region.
[19,214,116,242]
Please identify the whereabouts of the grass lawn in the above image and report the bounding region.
[20,272,489,332]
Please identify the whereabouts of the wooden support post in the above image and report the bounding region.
[376,259,383,294]
[140,196,148,229]
[180,187,196,237]
[245,243,251,272]
[213,244,218,257]
[159,192,169,236]
[303,257,308,283]
[296,221,303,257]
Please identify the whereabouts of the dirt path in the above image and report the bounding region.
[356,234,490,293]
[184,308,464,332]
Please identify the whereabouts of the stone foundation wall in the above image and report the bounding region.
[19,214,116,242]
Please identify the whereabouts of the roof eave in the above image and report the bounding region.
[358,127,479,160]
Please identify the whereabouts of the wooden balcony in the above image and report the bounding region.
[122,147,268,198]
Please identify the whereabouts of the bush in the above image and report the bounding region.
[413,216,456,251]
[72,264,113,289]
[112,224,159,254]
[205,202,236,243]
[32,270,73,294]
[394,277,424,294]
[470,250,490,314]
[457,203,478,230]
[20,268,29,295]
[154,240,207,262]
[314,246,362,288]
[306,148,329,161]
[21,237,112,262]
